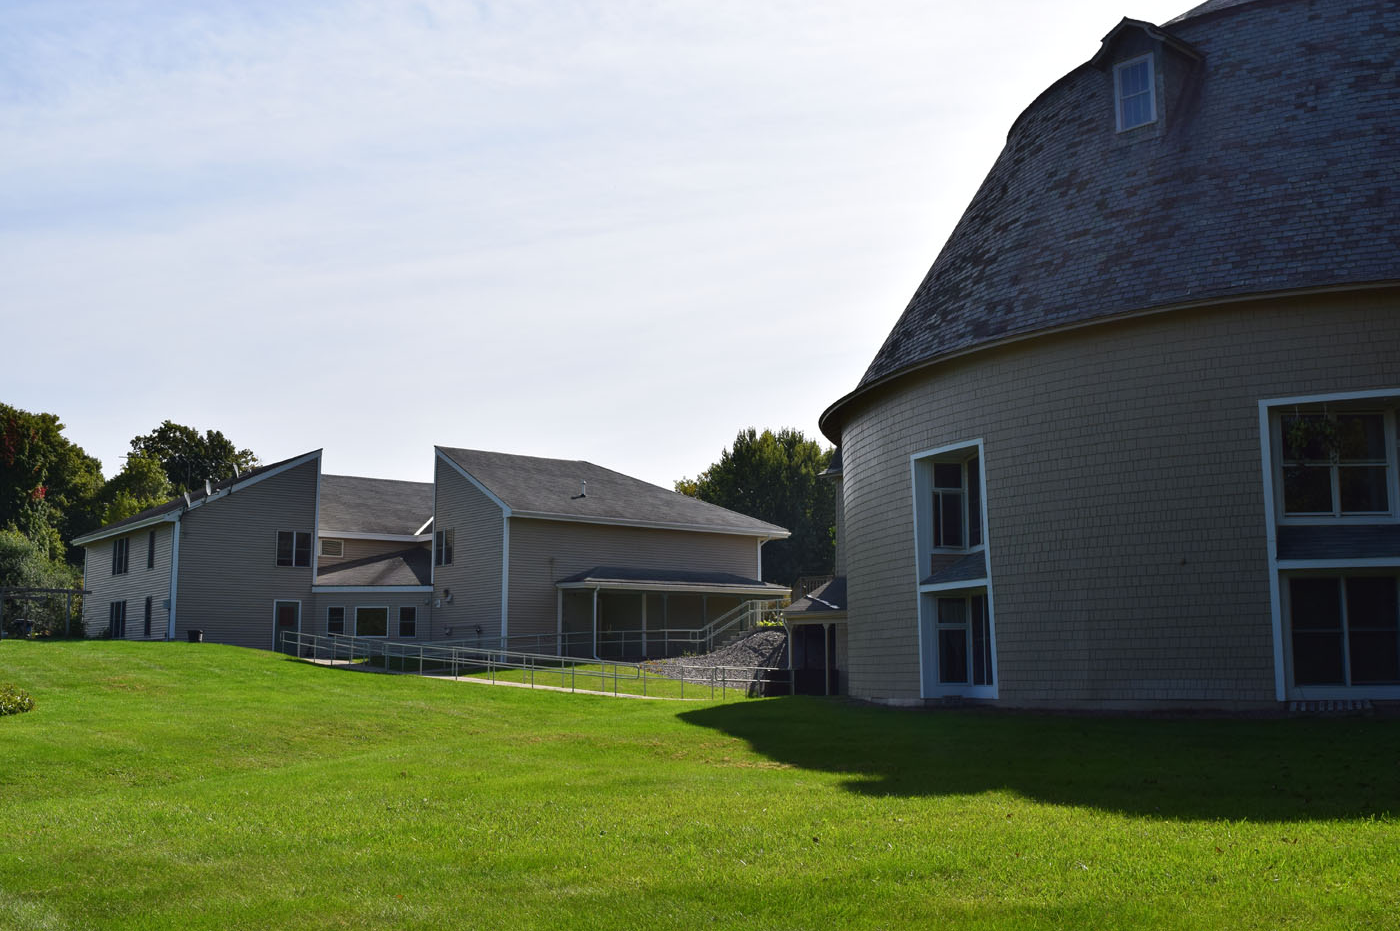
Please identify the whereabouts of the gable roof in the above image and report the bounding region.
[436,447,789,538]
[823,0,1400,440]
[72,450,322,546]
[319,474,433,537]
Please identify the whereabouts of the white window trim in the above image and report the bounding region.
[326,605,346,635]
[918,586,998,699]
[1281,572,1400,700]
[355,605,391,638]
[398,605,419,639]
[275,530,313,568]
[1271,408,1398,525]
[909,439,999,700]
[1113,52,1157,132]
[1260,387,1400,701]
[320,538,345,558]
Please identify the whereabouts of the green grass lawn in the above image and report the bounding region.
[1,641,1398,930]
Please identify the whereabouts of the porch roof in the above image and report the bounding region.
[556,565,789,596]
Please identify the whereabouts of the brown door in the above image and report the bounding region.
[274,601,300,654]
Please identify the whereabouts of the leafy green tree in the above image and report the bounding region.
[676,428,836,586]
[0,403,104,564]
[98,455,174,524]
[0,528,81,636]
[129,421,259,494]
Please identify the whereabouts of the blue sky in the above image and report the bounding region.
[2,0,1188,487]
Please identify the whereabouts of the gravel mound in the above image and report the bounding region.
[644,628,787,689]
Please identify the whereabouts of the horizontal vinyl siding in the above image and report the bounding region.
[840,290,1400,707]
[306,593,432,642]
[507,518,760,639]
[81,525,173,639]
[175,459,319,650]
[432,457,504,641]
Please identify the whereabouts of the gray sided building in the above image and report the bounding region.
[820,0,1400,709]
[74,447,788,655]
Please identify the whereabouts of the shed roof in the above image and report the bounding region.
[436,447,789,538]
[315,547,432,587]
[319,474,433,536]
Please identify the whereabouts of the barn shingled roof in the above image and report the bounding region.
[823,0,1400,439]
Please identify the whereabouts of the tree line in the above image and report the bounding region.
[1,403,256,635]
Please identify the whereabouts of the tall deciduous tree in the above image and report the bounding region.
[676,428,835,586]
[0,403,104,564]
[128,421,259,494]
[98,456,174,525]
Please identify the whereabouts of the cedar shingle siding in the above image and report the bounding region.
[823,0,1400,709]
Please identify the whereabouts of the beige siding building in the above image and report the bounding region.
[819,1,1400,709]
[76,446,788,658]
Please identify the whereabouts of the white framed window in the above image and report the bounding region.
[919,589,996,698]
[398,606,417,638]
[320,538,344,558]
[1278,411,1393,518]
[276,530,312,567]
[1114,53,1156,131]
[1286,574,1400,688]
[326,606,345,635]
[355,606,389,638]
[912,445,983,577]
[434,529,454,567]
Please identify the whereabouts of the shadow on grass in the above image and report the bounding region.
[678,698,1400,821]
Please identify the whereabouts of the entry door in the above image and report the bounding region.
[274,601,301,654]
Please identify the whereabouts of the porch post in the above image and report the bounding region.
[591,586,599,659]
[823,622,832,696]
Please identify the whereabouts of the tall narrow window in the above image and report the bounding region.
[399,606,417,638]
[143,596,152,637]
[109,601,127,638]
[1114,55,1156,131]
[936,594,993,686]
[112,537,129,575]
[434,529,454,567]
[327,606,345,635]
[146,530,156,569]
[276,531,312,567]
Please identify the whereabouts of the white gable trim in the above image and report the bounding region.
[434,448,511,515]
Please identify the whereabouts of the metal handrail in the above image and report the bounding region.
[280,630,790,700]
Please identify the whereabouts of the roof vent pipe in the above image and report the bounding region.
[233,464,240,478]
[183,491,192,509]
[205,479,212,497]
[580,480,587,497]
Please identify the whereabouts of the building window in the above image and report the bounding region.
[399,606,417,638]
[327,606,345,635]
[109,601,127,638]
[1289,576,1399,686]
[112,537,129,575]
[914,447,983,575]
[320,539,344,557]
[919,589,995,695]
[146,530,156,569]
[1114,54,1156,131]
[143,596,153,637]
[1281,412,1391,517]
[355,606,388,638]
[434,529,454,567]
[276,531,312,567]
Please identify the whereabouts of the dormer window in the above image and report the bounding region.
[1114,54,1156,130]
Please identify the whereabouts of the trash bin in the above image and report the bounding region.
[187,629,204,643]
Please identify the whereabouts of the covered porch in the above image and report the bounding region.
[556,566,789,660]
